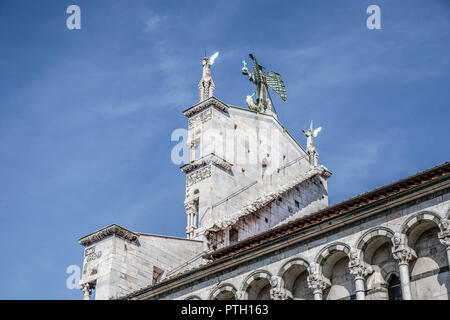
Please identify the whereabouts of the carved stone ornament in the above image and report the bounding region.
[307,263,327,293]
[186,165,212,187]
[80,282,93,297]
[78,224,138,247]
[85,246,102,262]
[269,276,292,300]
[438,220,450,247]
[183,96,228,118]
[391,232,417,265]
[348,249,373,279]
[188,108,212,129]
[392,247,417,265]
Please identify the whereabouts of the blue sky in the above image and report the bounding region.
[0,0,449,299]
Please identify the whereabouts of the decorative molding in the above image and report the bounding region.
[183,97,229,118]
[306,263,327,294]
[181,153,232,174]
[78,224,138,247]
[84,246,102,262]
[438,219,450,247]
[270,275,292,300]
[188,108,212,129]
[186,165,212,187]
[205,165,330,233]
[391,233,417,265]
[348,249,373,280]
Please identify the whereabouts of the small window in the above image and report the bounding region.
[229,228,238,244]
[388,275,402,300]
[295,200,300,208]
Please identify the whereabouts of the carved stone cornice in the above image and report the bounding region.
[182,96,229,118]
[180,153,233,174]
[78,224,138,247]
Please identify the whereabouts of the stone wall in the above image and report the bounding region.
[142,188,450,300]
[210,174,329,249]
[184,103,330,242]
[79,232,204,300]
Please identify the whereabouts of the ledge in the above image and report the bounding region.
[78,224,138,247]
[180,153,233,174]
[182,96,229,118]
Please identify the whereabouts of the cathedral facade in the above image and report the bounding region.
[77,55,450,301]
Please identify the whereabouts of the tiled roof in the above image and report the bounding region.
[208,162,450,261]
[123,162,449,299]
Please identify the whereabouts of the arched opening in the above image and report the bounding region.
[282,263,312,300]
[361,234,397,300]
[247,278,271,300]
[321,251,354,300]
[214,290,236,300]
[387,274,402,300]
[407,220,449,300]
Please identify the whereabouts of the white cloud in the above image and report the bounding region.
[144,13,165,33]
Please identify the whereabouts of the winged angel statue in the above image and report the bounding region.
[242,54,287,113]
[302,120,322,167]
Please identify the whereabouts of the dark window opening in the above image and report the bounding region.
[229,228,238,244]
[388,275,402,300]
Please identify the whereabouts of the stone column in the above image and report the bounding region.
[185,201,197,239]
[307,263,327,300]
[391,233,416,300]
[438,220,450,266]
[348,249,373,300]
[80,283,92,300]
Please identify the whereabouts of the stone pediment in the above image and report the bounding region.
[182,96,229,118]
[78,224,138,247]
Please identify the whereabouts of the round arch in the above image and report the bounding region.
[315,242,351,266]
[240,270,272,300]
[277,257,310,279]
[356,227,395,256]
[184,295,202,300]
[209,283,238,300]
[401,211,442,236]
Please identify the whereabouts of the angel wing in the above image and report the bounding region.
[266,71,287,101]
[313,126,322,137]
[209,51,219,65]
